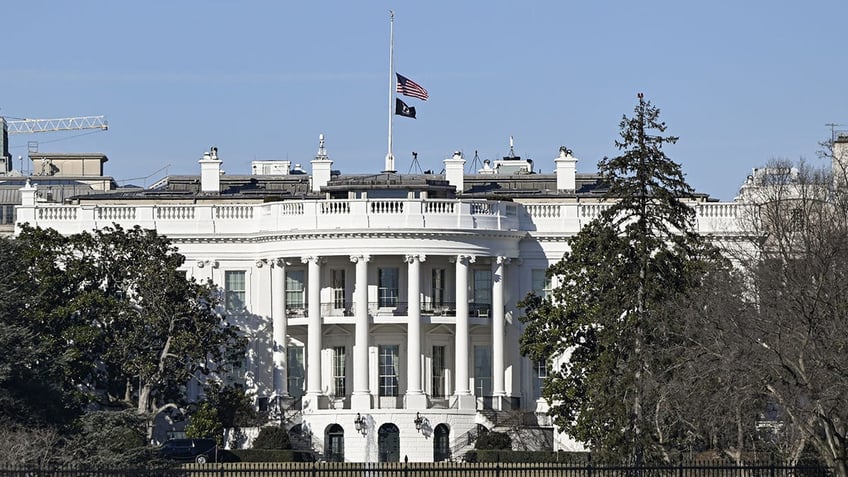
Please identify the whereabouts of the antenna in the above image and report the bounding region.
[826,123,845,143]
[509,136,515,157]
[468,150,483,172]
[408,151,422,174]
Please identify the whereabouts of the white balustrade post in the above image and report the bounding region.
[350,254,372,409]
[405,254,427,409]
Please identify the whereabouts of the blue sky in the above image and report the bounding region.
[2,1,846,200]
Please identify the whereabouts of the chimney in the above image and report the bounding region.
[444,151,466,192]
[555,146,578,192]
[19,179,37,206]
[311,133,333,192]
[199,147,222,193]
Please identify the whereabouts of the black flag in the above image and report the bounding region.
[395,98,416,119]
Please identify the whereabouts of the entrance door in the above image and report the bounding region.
[325,424,344,462]
[433,424,450,462]
[377,423,400,462]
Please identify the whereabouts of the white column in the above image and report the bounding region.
[492,256,509,406]
[271,259,288,397]
[303,256,322,404]
[454,254,475,409]
[405,254,427,408]
[350,254,372,408]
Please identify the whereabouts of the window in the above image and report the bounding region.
[286,270,305,311]
[472,269,491,317]
[378,268,399,307]
[0,205,14,225]
[474,345,492,397]
[432,345,446,398]
[332,269,346,309]
[532,359,548,400]
[287,347,304,398]
[224,271,246,311]
[431,269,446,307]
[531,269,553,299]
[333,346,346,397]
[378,345,400,397]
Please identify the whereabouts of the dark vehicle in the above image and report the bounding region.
[159,438,219,464]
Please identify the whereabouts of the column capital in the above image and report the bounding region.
[255,259,268,268]
[496,256,512,265]
[403,254,426,264]
[196,259,219,269]
[349,254,371,264]
[272,258,288,268]
[301,255,323,265]
[452,254,476,265]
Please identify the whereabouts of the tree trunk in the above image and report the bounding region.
[138,382,153,414]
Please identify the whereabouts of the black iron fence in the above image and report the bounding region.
[0,461,832,477]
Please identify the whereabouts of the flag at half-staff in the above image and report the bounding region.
[395,98,416,119]
[396,73,429,101]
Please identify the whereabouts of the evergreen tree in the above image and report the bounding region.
[520,94,721,462]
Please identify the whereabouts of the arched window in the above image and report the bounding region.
[377,423,400,462]
[325,424,344,462]
[433,424,450,462]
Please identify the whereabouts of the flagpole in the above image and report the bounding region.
[385,10,396,173]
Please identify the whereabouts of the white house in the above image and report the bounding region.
[13,138,743,463]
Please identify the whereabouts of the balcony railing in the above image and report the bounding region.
[320,302,353,317]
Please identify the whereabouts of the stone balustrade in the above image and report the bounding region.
[17,197,745,236]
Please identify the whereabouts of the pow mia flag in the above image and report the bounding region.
[395,98,416,119]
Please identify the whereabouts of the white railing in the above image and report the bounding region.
[18,198,521,235]
[518,200,744,235]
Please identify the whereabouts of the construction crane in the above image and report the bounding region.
[1,115,108,174]
[4,115,108,134]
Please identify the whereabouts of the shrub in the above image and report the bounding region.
[475,430,512,450]
[252,426,291,450]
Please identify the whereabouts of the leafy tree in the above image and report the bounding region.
[252,427,291,450]
[520,94,721,462]
[7,224,247,434]
[0,233,85,427]
[60,410,162,468]
[185,403,224,444]
[203,381,259,429]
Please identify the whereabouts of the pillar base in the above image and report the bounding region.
[351,392,373,409]
[452,393,476,410]
[302,392,322,413]
[405,392,428,410]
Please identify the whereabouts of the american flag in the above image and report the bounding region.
[396,73,429,101]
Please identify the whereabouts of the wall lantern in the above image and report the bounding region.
[354,413,367,436]
[414,412,424,433]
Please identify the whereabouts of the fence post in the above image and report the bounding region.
[312,460,317,477]
[496,452,501,477]
[404,455,409,477]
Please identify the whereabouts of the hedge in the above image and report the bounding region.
[469,450,590,463]
[226,449,316,462]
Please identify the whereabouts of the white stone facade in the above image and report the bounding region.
[13,149,743,462]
